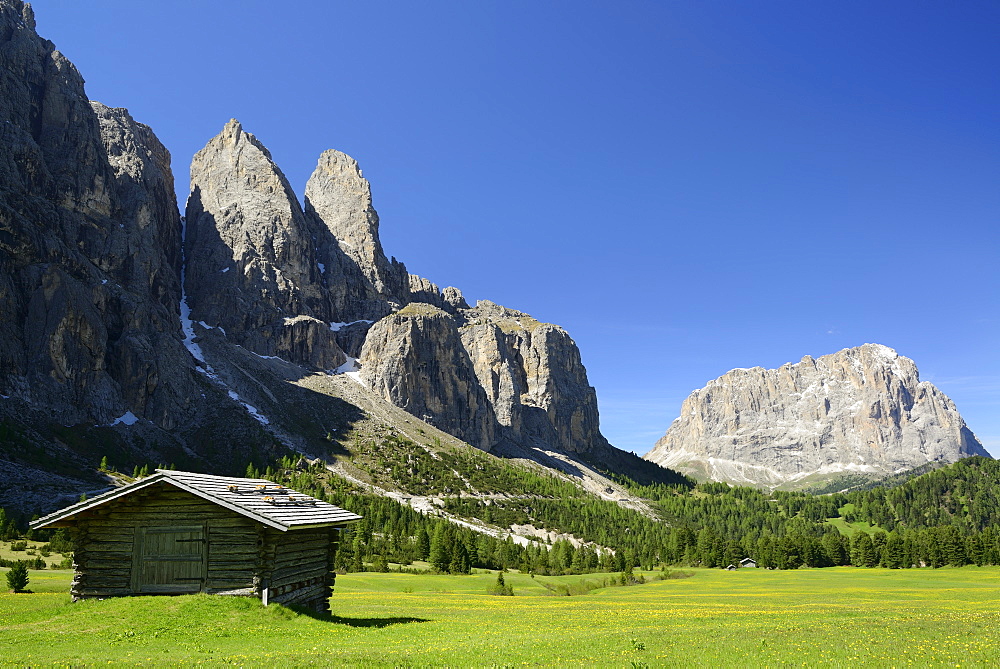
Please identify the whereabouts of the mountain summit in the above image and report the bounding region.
[0,0,675,513]
[644,344,988,489]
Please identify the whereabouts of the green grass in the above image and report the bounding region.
[2,567,999,666]
[825,517,885,536]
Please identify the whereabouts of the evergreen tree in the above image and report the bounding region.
[940,525,967,566]
[967,535,985,567]
[548,541,565,574]
[776,535,802,570]
[429,525,450,572]
[722,540,742,569]
[351,533,364,572]
[488,570,513,596]
[696,527,719,567]
[6,561,28,592]
[850,533,877,567]
[415,528,430,561]
[821,532,848,566]
[0,508,11,541]
[883,533,906,569]
[871,532,888,567]
[449,540,470,574]
[800,536,825,567]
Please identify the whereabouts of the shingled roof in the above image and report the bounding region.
[30,469,362,531]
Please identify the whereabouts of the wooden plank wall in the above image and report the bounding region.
[70,483,259,600]
[262,527,340,614]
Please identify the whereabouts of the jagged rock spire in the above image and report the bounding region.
[304,149,409,304]
[184,119,346,369]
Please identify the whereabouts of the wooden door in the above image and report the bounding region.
[132,525,207,594]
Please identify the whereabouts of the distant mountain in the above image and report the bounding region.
[644,344,988,489]
[0,0,677,516]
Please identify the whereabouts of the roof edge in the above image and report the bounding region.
[29,473,171,529]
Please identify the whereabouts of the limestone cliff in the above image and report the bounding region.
[408,274,468,314]
[0,1,295,510]
[359,303,497,449]
[185,122,620,465]
[458,301,607,455]
[184,119,346,370]
[304,149,409,306]
[0,0,682,514]
[0,0,190,427]
[645,344,988,488]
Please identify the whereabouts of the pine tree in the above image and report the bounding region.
[884,533,906,569]
[449,540,470,574]
[850,532,877,567]
[940,525,967,566]
[548,542,564,574]
[0,508,10,541]
[821,532,848,566]
[6,561,28,592]
[415,528,430,561]
[429,525,450,572]
[489,570,513,596]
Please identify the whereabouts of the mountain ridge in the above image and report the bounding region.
[0,0,680,520]
[645,343,988,489]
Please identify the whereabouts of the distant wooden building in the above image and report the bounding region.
[30,470,361,613]
[739,557,757,568]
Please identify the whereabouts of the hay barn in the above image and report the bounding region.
[29,469,361,612]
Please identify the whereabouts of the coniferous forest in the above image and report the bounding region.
[13,456,999,576]
[265,456,1000,573]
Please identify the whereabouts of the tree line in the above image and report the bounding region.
[5,454,999,575]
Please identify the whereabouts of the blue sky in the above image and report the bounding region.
[33,1,999,456]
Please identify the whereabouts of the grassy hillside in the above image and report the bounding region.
[3,567,999,666]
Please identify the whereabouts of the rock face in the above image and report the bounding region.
[0,0,303,510]
[359,303,497,448]
[357,299,609,456]
[408,274,468,313]
[645,344,989,488]
[304,149,409,306]
[0,0,682,513]
[184,119,347,370]
[186,121,617,462]
[458,301,606,455]
[0,0,191,427]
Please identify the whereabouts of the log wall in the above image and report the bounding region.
[70,483,258,600]
[261,526,340,614]
[66,481,344,611]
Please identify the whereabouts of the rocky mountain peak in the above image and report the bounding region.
[20,1,32,28]
[304,149,408,304]
[184,119,347,369]
[408,275,468,313]
[0,0,685,515]
[645,343,988,489]
[0,0,196,427]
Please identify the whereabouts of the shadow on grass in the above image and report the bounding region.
[290,606,429,627]
[328,615,429,628]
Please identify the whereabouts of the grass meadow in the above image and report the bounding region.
[1,565,999,666]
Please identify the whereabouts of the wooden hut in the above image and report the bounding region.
[29,470,361,612]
